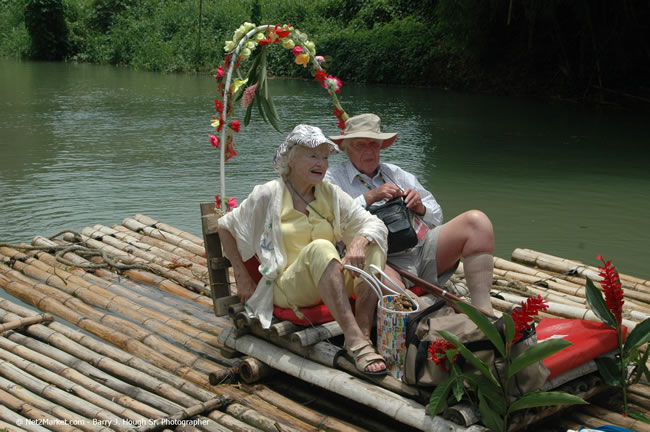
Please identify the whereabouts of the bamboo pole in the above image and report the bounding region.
[129,396,231,432]
[249,384,366,432]
[237,358,276,384]
[0,403,49,432]
[89,225,208,275]
[109,225,206,266]
[512,248,650,294]
[0,419,28,432]
[0,313,53,333]
[495,291,638,329]
[0,274,229,384]
[0,334,169,419]
[290,321,344,346]
[122,219,204,256]
[219,328,475,432]
[0,252,226,357]
[493,263,650,313]
[0,374,109,432]
[0,346,150,424]
[0,303,335,432]
[29,236,213,307]
[67,231,209,296]
[133,214,204,247]
[523,249,650,289]
[580,405,650,432]
[0,388,85,432]
[1,246,225,336]
[0,360,134,431]
[75,227,204,282]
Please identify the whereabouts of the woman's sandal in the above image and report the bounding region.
[345,340,387,376]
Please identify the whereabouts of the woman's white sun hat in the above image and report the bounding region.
[273,124,340,171]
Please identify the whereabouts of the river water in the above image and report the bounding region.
[1,59,649,280]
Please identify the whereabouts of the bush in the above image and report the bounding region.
[0,0,30,58]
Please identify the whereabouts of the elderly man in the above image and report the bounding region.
[324,113,495,313]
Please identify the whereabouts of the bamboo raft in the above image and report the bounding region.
[1,211,650,432]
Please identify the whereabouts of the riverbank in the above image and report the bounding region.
[2,0,648,109]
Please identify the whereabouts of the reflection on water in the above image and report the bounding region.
[0,59,649,280]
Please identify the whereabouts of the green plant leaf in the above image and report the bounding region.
[628,411,650,423]
[508,339,572,377]
[504,313,515,344]
[428,376,455,417]
[508,391,588,413]
[594,357,624,386]
[585,278,617,328]
[478,390,505,432]
[452,373,465,402]
[260,96,281,132]
[455,301,505,357]
[438,330,500,388]
[624,318,650,355]
[465,374,506,414]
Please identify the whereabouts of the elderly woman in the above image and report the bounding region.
[217,124,389,376]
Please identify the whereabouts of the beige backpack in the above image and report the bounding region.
[402,300,550,396]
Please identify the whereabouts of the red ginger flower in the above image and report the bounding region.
[597,254,624,325]
[242,83,258,108]
[427,339,458,372]
[314,69,327,83]
[511,295,549,340]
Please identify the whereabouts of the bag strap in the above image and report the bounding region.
[342,264,420,312]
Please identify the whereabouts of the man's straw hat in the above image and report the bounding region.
[329,113,397,149]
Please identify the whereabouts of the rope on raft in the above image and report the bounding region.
[0,230,160,274]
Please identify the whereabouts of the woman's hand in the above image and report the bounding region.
[217,227,257,304]
[403,188,425,216]
[364,183,402,205]
[234,269,257,304]
[342,235,369,277]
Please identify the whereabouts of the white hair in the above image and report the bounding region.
[274,145,300,176]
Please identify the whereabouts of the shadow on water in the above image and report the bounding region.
[0,59,648,281]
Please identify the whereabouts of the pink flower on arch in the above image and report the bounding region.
[209,134,220,149]
[227,197,238,210]
[215,66,225,79]
[242,83,258,108]
[292,46,303,57]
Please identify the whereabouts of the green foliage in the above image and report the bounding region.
[585,269,650,418]
[0,0,30,58]
[432,301,586,431]
[1,0,647,101]
[24,0,69,60]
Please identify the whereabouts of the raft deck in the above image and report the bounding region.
[0,211,649,432]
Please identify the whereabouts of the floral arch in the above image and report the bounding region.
[210,22,348,212]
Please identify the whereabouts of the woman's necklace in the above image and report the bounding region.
[285,177,326,220]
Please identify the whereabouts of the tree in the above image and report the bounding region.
[24,0,68,60]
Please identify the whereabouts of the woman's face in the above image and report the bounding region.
[288,144,330,186]
[344,138,382,176]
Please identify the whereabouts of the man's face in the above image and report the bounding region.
[345,138,382,176]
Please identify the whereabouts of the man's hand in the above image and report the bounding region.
[364,183,402,205]
[403,188,425,216]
